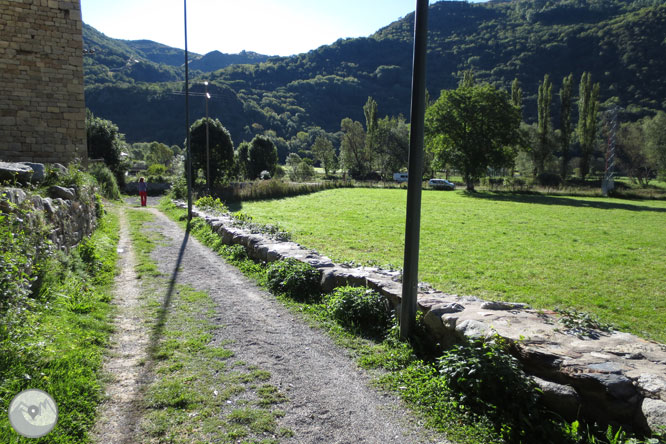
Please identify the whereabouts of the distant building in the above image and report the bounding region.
[0,0,87,164]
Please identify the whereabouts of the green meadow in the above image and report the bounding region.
[238,188,666,343]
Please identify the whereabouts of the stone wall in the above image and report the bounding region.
[183,201,666,436]
[1,185,97,251]
[0,0,87,164]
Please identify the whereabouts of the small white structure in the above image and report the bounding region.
[393,172,408,182]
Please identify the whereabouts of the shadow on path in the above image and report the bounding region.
[463,191,666,213]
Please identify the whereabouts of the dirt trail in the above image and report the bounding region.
[94,202,450,443]
[90,206,150,443]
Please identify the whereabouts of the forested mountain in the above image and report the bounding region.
[83,0,666,154]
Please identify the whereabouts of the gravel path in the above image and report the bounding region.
[104,200,449,443]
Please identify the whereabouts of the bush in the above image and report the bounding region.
[266,258,321,302]
[170,176,187,200]
[537,172,562,187]
[89,163,120,200]
[326,286,392,338]
[437,337,543,441]
[194,195,228,214]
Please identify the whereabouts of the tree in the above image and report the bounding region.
[577,72,600,180]
[616,121,652,186]
[311,136,337,176]
[339,118,370,179]
[511,78,522,112]
[559,73,574,179]
[534,74,553,176]
[643,111,666,179]
[146,142,174,167]
[247,135,278,179]
[235,142,250,179]
[374,115,410,180]
[86,110,127,184]
[425,83,521,191]
[188,118,234,186]
[286,152,302,178]
[363,96,379,156]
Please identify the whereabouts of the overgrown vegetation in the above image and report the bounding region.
[266,258,321,302]
[159,198,664,444]
[0,203,118,443]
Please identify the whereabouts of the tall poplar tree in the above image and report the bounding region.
[511,78,523,113]
[535,74,553,176]
[559,73,574,180]
[577,72,600,180]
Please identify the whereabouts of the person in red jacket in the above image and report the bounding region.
[138,177,147,207]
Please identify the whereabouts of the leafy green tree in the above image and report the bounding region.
[616,121,652,186]
[577,72,600,180]
[643,111,666,179]
[339,118,370,179]
[363,96,379,156]
[236,142,250,179]
[559,73,574,179]
[425,83,521,191]
[511,78,522,112]
[86,110,127,185]
[286,152,302,178]
[535,74,553,176]
[248,135,278,179]
[187,118,235,186]
[374,115,410,180]
[146,142,174,167]
[311,136,338,176]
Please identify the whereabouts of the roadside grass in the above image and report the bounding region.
[0,204,119,443]
[126,208,289,443]
[237,188,666,343]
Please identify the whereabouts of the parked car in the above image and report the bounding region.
[428,178,455,190]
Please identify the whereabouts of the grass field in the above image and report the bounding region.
[237,188,666,343]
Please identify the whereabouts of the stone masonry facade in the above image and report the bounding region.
[0,0,86,164]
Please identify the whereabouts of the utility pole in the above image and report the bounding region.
[184,0,192,220]
[401,0,429,339]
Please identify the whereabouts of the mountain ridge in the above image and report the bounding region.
[83,0,666,153]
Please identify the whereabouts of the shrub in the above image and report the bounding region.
[170,176,187,200]
[537,172,562,187]
[226,244,248,262]
[195,195,228,214]
[326,286,392,338]
[437,336,543,441]
[266,258,321,302]
[89,163,120,200]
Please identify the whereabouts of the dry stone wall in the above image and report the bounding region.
[0,0,86,164]
[1,185,97,251]
[183,201,666,435]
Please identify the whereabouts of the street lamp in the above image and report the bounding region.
[204,81,211,194]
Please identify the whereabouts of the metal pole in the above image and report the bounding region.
[184,0,192,221]
[205,81,210,194]
[400,0,429,340]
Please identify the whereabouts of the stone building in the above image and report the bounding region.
[0,0,87,164]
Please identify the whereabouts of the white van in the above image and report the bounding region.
[393,172,408,182]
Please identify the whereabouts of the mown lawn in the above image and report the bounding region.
[238,188,666,343]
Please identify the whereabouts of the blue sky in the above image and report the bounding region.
[80,0,482,56]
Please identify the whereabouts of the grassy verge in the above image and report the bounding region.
[159,196,664,444]
[0,204,119,443]
[236,188,666,343]
[126,208,289,443]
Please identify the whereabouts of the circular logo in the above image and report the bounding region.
[8,389,58,438]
